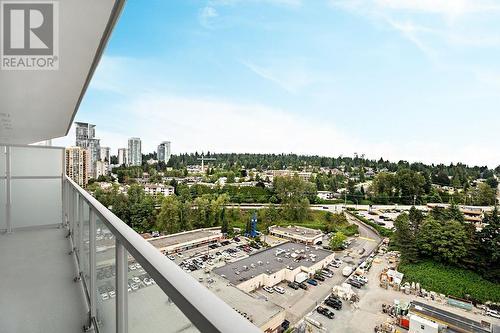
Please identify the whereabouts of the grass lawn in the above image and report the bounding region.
[227,209,358,236]
[398,260,500,303]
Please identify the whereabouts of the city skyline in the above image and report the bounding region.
[53,0,500,167]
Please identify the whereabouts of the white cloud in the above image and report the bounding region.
[53,90,500,167]
[209,0,302,8]
[331,0,500,19]
[199,6,219,28]
[241,60,324,93]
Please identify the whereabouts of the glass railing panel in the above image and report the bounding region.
[127,252,201,333]
[10,178,62,228]
[10,146,63,177]
[95,216,116,333]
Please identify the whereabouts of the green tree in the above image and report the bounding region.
[471,183,496,206]
[393,213,419,262]
[329,232,347,250]
[274,174,313,221]
[156,196,181,234]
[220,207,229,234]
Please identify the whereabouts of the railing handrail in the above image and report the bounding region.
[65,175,261,333]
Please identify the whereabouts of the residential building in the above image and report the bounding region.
[157,141,171,163]
[128,137,142,166]
[75,122,101,178]
[94,160,109,178]
[317,191,335,200]
[100,146,110,162]
[144,183,175,196]
[75,122,96,148]
[118,147,128,166]
[65,146,88,187]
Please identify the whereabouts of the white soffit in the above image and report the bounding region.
[0,0,125,144]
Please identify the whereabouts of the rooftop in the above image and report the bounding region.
[213,242,333,285]
[147,228,221,249]
[269,225,323,238]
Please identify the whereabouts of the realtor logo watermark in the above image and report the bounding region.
[1,1,59,70]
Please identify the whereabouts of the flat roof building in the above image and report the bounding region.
[214,242,335,293]
[269,225,324,245]
[146,227,223,253]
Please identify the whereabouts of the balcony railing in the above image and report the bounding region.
[1,144,261,333]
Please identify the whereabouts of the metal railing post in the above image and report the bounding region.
[72,189,78,237]
[78,194,84,257]
[116,240,128,333]
[89,209,97,320]
[5,146,12,233]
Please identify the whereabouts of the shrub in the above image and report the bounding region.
[398,261,500,303]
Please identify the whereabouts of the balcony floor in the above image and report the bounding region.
[0,227,88,333]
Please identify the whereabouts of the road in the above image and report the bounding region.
[226,203,495,212]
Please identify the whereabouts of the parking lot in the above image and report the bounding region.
[356,210,397,229]
[306,253,500,333]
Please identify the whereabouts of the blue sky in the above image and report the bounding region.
[54,0,500,167]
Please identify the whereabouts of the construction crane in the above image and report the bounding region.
[197,154,216,173]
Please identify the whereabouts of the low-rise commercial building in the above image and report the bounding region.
[269,225,324,245]
[146,227,223,253]
[214,242,335,293]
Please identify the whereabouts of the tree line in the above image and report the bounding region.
[393,205,499,284]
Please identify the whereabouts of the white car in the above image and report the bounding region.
[131,283,139,291]
[329,262,341,268]
[129,264,136,271]
[273,286,285,294]
[109,290,116,298]
[127,284,132,292]
[101,292,109,301]
[134,263,141,269]
[333,258,343,265]
[143,278,153,286]
[177,253,184,258]
[354,275,368,284]
[263,286,274,294]
[486,309,500,319]
[132,277,141,284]
[168,255,176,260]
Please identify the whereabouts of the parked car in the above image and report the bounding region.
[273,286,285,294]
[325,299,342,310]
[288,282,299,290]
[317,306,335,319]
[329,262,341,268]
[263,286,274,294]
[306,279,318,286]
[347,279,363,289]
[321,270,333,278]
[298,282,308,290]
[314,274,325,282]
[353,275,368,284]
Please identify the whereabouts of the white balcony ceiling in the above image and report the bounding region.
[0,0,124,145]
